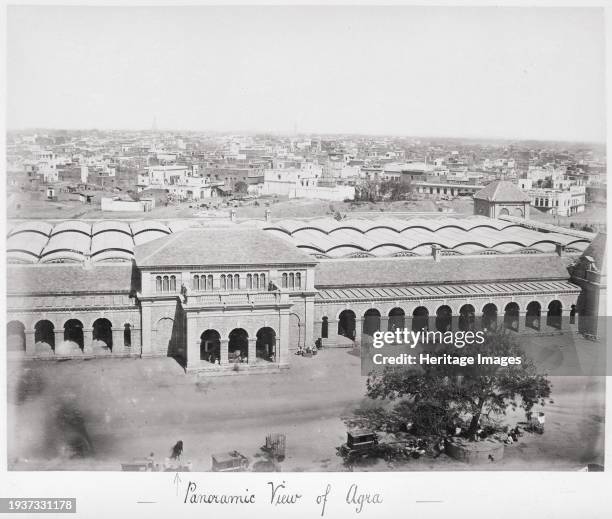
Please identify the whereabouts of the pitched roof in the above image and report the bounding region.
[473,180,530,202]
[135,227,317,268]
[7,264,136,295]
[314,254,571,288]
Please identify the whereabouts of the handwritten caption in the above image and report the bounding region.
[182,479,383,515]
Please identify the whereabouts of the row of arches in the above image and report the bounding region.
[7,319,132,353]
[199,327,277,365]
[325,300,565,340]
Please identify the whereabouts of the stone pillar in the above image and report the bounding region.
[380,316,389,333]
[354,318,362,342]
[220,339,229,365]
[303,298,315,349]
[327,319,338,346]
[561,308,572,332]
[83,328,94,354]
[140,304,152,356]
[130,328,142,354]
[279,311,290,366]
[25,331,36,357]
[54,330,65,354]
[248,338,257,364]
[186,316,200,371]
[451,315,459,332]
[112,329,125,354]
[515,313,525,334]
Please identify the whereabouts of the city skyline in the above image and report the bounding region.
[7,6,606,143]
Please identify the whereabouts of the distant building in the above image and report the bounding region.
[473,180,531,219]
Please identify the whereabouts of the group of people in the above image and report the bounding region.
[296,338,323,357]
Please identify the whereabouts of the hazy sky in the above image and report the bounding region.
[7,6,607,142]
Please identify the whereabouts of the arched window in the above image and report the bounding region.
[234,274,240,289]
[254,274,259,289]
[247,274,252,289]
[207,275,213,290]
[170,275,176,291]
[156,276,162,292]
[192,275,199,290]
[227,274,233,290]
[221,274,226,290]
[289,273,295,288]
[124,323,132,347]
[260,274,265,288]
[162,276,169,291]
[296,272,301,289]
[282,273,288,288]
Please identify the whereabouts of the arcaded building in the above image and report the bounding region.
[6,207,605,373]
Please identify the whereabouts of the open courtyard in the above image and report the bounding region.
[7,334,605,472]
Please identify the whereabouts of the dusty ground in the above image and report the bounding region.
[7,336,605,472]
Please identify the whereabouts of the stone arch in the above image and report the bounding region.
[92,318,113,351]
[504,302,520,332]
[228,328,249,362]
[458,304,476,331]
[526,301,541,331]
[513,207,524,217]
[499,208,510,216]
[64,319,84,351]
[482,303,498,331]
[547,300,563,329]
[388,307,405,331]
[7,320,26,352]
[256,327,276,362]
[435,305,453,332]
[363,308,381,336]
[200,329,220,364]
[338,309,356,340]
[412,306,429,332]
[34,319,55,352]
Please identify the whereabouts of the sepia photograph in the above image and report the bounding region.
[1,3,610,516]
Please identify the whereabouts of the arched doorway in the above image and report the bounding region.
[482,303,498,331]
[256,327,276,362]
[459,304,475,331]
[514,207,524,217]
[388,308,405,331]
[228,328,248,362]
[321,317,329,339]
[92,318,113,351]
[436,305,452,332]
[412,307,429,332]
[499,208,510,216]
[7,321,26,352]
[526,301,541,331]
[35,320,55,351]
[504,303,520,332]
[363,308,381,336]
[547,300,563,329]
[64,319,84,350]
[200,329,220,364]
[338,310,356,340]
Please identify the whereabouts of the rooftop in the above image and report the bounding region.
[473,180,531,203]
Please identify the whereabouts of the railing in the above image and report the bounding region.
[185,291,289,307]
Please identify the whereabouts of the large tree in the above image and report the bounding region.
[362,330,551,439]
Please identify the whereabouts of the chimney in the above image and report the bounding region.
[432,244,441,262]
[265,208,271,222]
[230,208,236,222]
[555,242,565,256]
